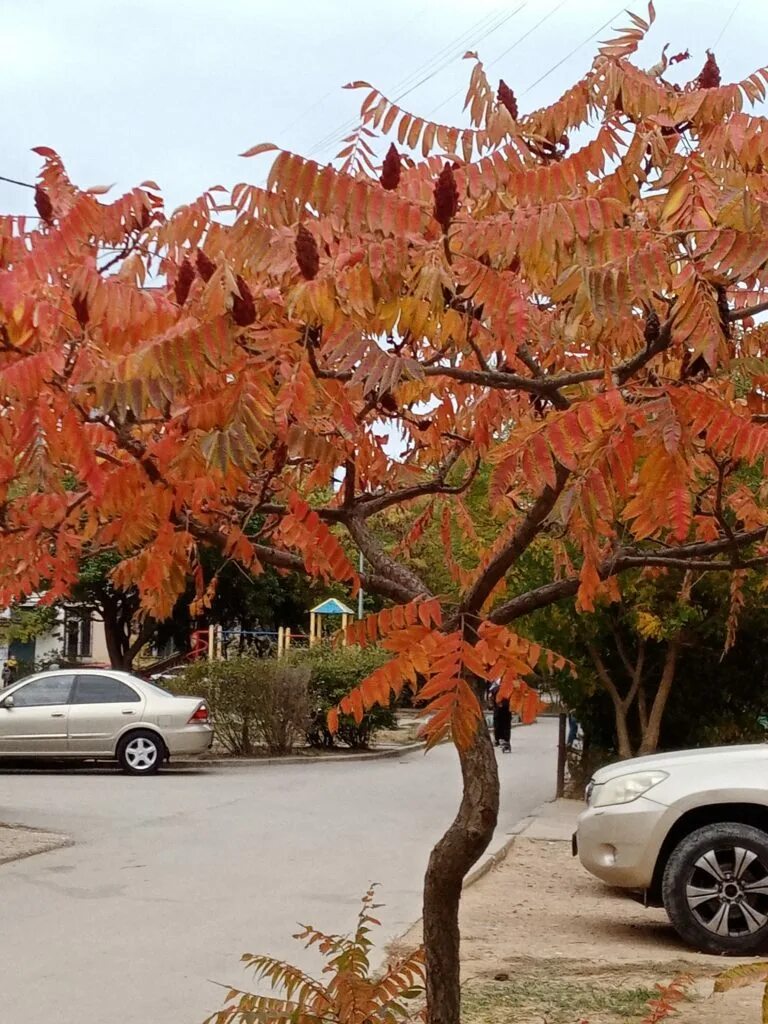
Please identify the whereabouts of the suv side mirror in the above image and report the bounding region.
[1,694,14,709]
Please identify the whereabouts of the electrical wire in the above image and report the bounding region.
[428,0,569,117]
[307,6,512,155]
[520,4,625,97]
[0,174,34,190]
[393,2,529,106]
[712,0,742,49]
[280,2,433,138]
[308,3,530,157]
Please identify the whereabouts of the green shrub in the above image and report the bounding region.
[172,657,310,755]
[292,644,397,749]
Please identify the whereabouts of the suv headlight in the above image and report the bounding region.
[592,770,668,808]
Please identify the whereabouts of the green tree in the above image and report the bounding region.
[72,552,157,670]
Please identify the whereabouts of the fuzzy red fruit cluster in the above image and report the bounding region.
[696,50,721,89]
[34,185,54,225]
[231,275,256,327]
[380,144,401,191]
[72,292,89,328]
[295,224,320,280]
[433,163,459,234]
[497,80,518,120]
[174,258,195,306]
[196,250,217,282]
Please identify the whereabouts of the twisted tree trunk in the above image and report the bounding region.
[637,639,680,756]
[423,711,499,1024]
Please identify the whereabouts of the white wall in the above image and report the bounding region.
[89,616,110,665]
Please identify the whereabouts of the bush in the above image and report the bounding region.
[292,644,398,749]
[171,657,310,755]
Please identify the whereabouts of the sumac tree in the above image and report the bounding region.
[2,8,768,1024]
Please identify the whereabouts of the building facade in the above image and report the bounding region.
[0,599,110,679]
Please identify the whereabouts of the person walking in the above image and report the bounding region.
[567,712,580,748]
[2,656,17,688]
[488,680,512,753]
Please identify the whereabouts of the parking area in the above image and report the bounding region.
[0,719,557,1024]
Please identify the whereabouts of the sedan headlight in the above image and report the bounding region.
[592,770,668,808]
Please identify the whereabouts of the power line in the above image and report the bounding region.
[280,3,433,139]
[429,0,569,117]
[0,174,34,190]
[713,0,742,49]
[490,0,569,69]
[394,2,529,106]
[308,4,530,157]
[308,6,510,156]
[520,4,625,97]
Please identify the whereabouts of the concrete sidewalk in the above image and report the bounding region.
[463,798,579,889]
[515,797,581,841]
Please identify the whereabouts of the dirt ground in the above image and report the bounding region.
[400,802,764,1023]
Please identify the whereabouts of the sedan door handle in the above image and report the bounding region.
[51,713,66,718]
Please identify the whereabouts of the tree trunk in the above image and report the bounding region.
[423,713,499,1024]
[637,683,649,735]
[101,605,131,670]
[586,641,634,759]
[637,639,680,756]
[613,700,634,760]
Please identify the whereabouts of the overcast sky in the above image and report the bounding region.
[3,0,765,216]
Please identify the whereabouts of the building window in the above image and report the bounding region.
[64,610,93,660]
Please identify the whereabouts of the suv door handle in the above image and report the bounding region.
[51,713,65,718]
[122,710,136,715]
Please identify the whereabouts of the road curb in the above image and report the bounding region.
[462,797,570,889]
[173,741,426,769]
[463,813,536,890]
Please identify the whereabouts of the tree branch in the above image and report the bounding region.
[624,639,646,710]
[250,540,425,605]
[345,517,433,601]
[728,299,768,322]
[423,314,675,397]
[356,451,479,517]
[460,463,570,615]
[609,621,636,680]
[126,617,157,663]
[490,527,768,624]
[586,641,623,706]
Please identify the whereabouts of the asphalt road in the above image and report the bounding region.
[0,718,557,1024]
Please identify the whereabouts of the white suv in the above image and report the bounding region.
[576,744,768,954]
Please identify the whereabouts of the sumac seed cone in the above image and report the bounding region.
[295,224,320,281]
[380,143,401,191]
[644,308,660,347]
[433,163,459,234]
[379,391,399,415]
[174,258,195,306]
[716,284,731,338]
[72,292,89,328]
[695,50,721,89]
[34,185,54,225]
[497,80,518,120]
[196,250,217,282]
[134,205,153,231]
[232,274,257,327]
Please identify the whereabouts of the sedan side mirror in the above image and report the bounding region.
[1,694,14,709]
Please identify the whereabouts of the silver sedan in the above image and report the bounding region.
[0,669,213,774]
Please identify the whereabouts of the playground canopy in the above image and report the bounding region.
[311,599,355,616]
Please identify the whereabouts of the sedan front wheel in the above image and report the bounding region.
[663,822,768,955]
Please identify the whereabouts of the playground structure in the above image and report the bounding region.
[172,599,358,666]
